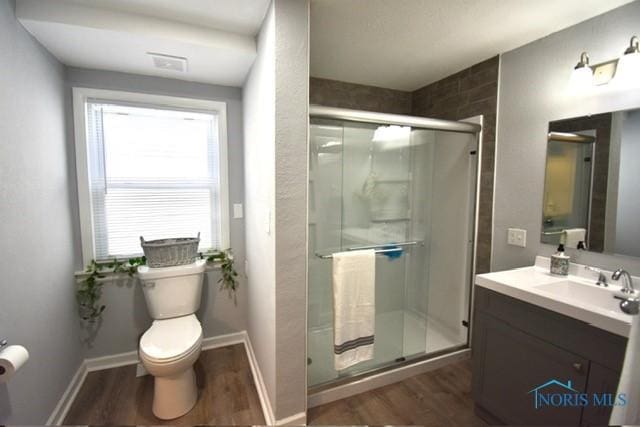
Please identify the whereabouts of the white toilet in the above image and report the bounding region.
[137,259,206,420]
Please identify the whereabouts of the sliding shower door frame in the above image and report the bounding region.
[310,105,481,134]
[307,106,484,405]
[463,114,483,350]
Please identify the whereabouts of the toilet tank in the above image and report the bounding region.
[137,259,206,319]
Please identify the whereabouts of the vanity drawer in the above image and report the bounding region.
[473,286,626,371]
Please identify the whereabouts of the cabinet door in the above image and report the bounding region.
[581,363,621,426]
[473,312,588,425]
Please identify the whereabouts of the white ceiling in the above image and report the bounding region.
[16,0,271,87]
[61,0,271,36]
[310,0,636,91]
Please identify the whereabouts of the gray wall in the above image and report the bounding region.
[0,0,83,423]
[65,68,248,356]
[243,0,309,421]
[243,0,277,413]
[494,1,640,274]
[273,0,309,419]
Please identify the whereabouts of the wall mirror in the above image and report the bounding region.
[541,108,640,258]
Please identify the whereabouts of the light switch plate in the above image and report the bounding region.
[507,228,527,247]
[233,203,244,219]
[265,210,271,235]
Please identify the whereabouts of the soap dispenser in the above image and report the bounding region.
[550,243,570,276]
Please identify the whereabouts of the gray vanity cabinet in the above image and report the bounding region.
[472,287,627,426]
[581,363,623,426]
[473,311,588,425]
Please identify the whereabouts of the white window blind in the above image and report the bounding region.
[85,101,221,260]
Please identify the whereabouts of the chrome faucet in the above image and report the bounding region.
[612,269,635,294]
[612,268,639,315]
[584,266,608,287]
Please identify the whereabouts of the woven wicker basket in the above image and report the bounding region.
[140,233,200,268]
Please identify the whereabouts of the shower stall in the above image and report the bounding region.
[307,106,481,395]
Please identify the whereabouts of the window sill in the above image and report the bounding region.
[74,258,226,280]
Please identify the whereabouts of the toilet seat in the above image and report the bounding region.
[140,314,202,364]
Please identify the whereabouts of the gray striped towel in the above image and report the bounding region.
[332,249,375,370]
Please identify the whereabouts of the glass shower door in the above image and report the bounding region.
[339,122,414,375]
[308,119,426,386]
[308,121,344,386]
[307,116,478,389]
[415,128,478,355]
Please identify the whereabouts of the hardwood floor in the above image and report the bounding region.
[63,344,265,425]
[307,359,488,426]
[65,345,483,426]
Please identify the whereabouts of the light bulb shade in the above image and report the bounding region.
[569,66,593,92]
[614,52,640,89]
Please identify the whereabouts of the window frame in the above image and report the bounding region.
[72,87,230,265]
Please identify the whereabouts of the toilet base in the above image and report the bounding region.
[152,366,198,420]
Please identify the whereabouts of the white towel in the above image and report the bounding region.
[610,315,640,424]
[332,249,376,370]
[564,228,586,249]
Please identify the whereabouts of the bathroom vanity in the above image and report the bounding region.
[472,257,631,426]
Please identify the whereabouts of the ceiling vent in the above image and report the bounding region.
[147,52,188,72]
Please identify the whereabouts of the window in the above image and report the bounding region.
[73,88,229,264]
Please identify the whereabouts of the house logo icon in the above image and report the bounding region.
[528,379,579,409]
[528,378,627,409]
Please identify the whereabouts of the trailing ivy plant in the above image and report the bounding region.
[77,250,240,322]
[77,257,146,323]
[207,249,239,298]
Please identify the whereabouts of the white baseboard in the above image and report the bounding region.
[85,350,139,372]
[47,330,276,426]
[46,361,87,426]
[91,331,249,378]
[276,411,307,425]
[242,331,276,425]
[241,334,304,425]
[202,331,246,350]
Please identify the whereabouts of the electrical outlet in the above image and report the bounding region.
[508,228,527,247]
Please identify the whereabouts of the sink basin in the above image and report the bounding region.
[475,256,633,337]
[534,280,620,313]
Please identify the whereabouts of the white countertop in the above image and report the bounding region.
[475,256,634,337]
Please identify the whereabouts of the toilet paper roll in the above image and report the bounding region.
[0,345,29,384]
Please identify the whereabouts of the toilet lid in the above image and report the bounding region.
[140,314,202,362]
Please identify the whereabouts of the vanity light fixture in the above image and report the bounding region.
[614,36,640,88]
[569,52,593,91]
[569,36,640,91]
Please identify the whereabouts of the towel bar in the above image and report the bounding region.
[541,230,566,236]
[315,240,423,259]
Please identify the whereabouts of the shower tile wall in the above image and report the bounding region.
[310,55,499,273]
[310,77,412,115]
[411,56,499,274]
